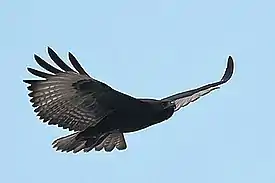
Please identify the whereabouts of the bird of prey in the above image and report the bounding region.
[24,47,234,153]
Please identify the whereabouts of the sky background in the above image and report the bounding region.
[2,0,275,182]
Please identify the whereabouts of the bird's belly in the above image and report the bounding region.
[117,115,166,133]
[98,106,174,133]
[101,112,156,133]
[119,106,175,133]
[122,125,160,133]
[119,121,155,133]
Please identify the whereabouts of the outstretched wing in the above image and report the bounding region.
[161,56,234,111]
[24,47,142,131]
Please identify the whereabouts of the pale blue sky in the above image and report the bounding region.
[2,0,275,182]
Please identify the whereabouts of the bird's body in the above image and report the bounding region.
[81,99,175,134]
[24,47,234,153]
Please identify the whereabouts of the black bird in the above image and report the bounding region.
[24,47,234,153]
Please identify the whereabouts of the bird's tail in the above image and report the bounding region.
[52,130,127,153]
[52,132,106,153]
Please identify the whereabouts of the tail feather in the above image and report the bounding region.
[52,131,127,153]
[94,131,127,152]
[73,141,86,153]
[52,132,87,153]
[52,132,109,153]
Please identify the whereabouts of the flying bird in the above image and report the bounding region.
[24,47,234,153]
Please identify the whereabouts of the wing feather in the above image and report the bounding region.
[162,56,234,111]
[47,47,75,72]
[27,68,54,78]
[34,54,62,74]
[25,73,109,131]
[68,52,90,76]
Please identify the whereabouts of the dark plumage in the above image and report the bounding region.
[23,47,234,153]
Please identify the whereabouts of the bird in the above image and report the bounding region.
[23,47,234,153]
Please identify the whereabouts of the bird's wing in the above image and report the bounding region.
[161,56,234,111]
[24,47,143,131]
[93,132,127,152]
